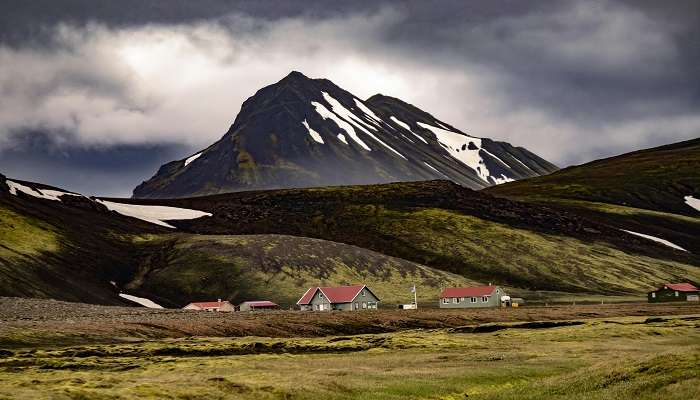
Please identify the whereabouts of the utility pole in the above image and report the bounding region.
[412,284,418,309]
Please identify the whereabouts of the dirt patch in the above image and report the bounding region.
[0,297,697,348]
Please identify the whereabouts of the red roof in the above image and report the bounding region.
[661,283,699,292]
[188,301,231,309]
[297,285,369,305]
[440,286,498,298]
[241,301,279,308]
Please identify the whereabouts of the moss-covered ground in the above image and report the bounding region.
[0,315,697,399]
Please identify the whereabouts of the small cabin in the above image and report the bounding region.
[439,285,505,308]
[648,283,699,303]
[297,285,380,311]
[183,299,235,312]
[239,301,280,311]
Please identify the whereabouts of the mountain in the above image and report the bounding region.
[487,138,700,216]
[132,71,557,199]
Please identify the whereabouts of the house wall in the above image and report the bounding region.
[439,287,502,309]
[308,290,333,311]
[344,288,379,311]
[648,288,699,303]
[239,303,252,312]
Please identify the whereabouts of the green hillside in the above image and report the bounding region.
[487,138,700,216]
[120,180,700,296]
[127,234,475,307]
[2,173,698,306]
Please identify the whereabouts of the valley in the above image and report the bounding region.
[0,304,697,399]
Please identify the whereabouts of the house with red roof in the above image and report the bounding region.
[648,283,699,303]
[183,299,235,312]
[297,285,380,311]
[239,300,280,311]
[439,285,506,308]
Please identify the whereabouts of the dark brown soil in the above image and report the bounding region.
[1,297,697,349]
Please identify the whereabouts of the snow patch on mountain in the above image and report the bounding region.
[184,152,202,167]
[119,293,163,309]
[317,92,407,160]
[417,122,490,182]
[622,230,687,252]
[96,199,212,229]
[423,162,449,178]
[481,148,511,168]
[6,179,82,202]
[509,156,535,172]
[302,119,324,144]
[353,98,383,123]
[322,92,377,132]
[492,175,515,184]
[684,196,700,212]
[312,100,372,150]
[390,116,428,144]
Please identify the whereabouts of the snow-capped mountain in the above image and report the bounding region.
[133,71,558,198]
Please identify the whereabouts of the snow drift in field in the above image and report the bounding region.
[96,199,212,228]
[119,293,163,309]
[6,179,82,202]
[622,229,687,252]
[685,196,700,212]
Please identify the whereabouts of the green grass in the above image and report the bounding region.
[1,315,697,399]
[343,206,700,294]
[128,234,476,307]
[0,206,59,259]
[487,137,700,216]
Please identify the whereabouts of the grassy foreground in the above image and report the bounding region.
[0,315,698,399]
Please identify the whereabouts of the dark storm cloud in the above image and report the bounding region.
[0,0,698,194]
[0,130,187,197]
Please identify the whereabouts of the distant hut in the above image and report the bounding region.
[648,283,699,303]
[297,285,380,311]
[439,285,506,308]
[183,299,235,312]
[239,301,280,311]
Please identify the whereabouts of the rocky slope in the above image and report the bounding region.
[133,71,557,198]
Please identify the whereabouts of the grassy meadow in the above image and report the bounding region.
[1,315,698,399]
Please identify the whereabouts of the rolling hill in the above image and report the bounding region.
[487,138,700,216]
[2,168,699,307]
[111,180,700,296]
[486,138,700,255]
[0,173,474,306]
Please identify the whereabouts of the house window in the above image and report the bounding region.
[460,297,465,302]
[471,297,477,303]
[362,302,367,309]
[481,296,488,302]
[442,298,449,304]
[675,291,679,297]
[361,290,366,297]
[355,302,359,310]
[452,297,458,304]
[651,293,656,298]
[319,293,324,299]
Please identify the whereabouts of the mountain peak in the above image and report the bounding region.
[133,73,558,198]
[280,70,313,83]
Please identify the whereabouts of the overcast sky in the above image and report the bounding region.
[1,0,698,196]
